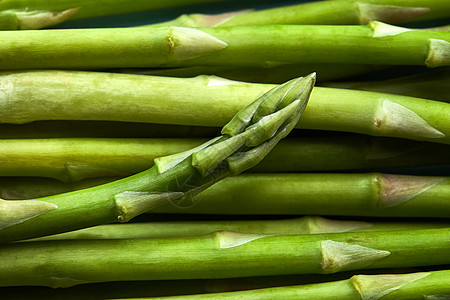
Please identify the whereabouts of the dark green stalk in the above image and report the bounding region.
[323,68,450,103]
[137,269,450,300]
[0,135,449,182]
[29,216,450,241]
[0,74,316,243]
[152,173,450,218]
[1,228,449,287]
[154,0,450,28]
[0,0,229,30]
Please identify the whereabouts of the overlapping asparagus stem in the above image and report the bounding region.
[155,0,450,28]
[29,216,450,241]
[151,173,450,218]
[1,70,449,144]
[0,73,316,243]
[141,269,450,300]
[1,228,450,287]
[323,68,450,102]
[0,0,229,30]
[1,135,449,182]
[0,22,448,69]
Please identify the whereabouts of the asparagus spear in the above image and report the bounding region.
[0,73,316,243]
[323,68,450,103]
[1,70,449,144]
[1,227,450,287]
[0,22,448,70]
[29,216,450,241]
[151,173,450,218]
[135,269,450,300]
[154,0,450,28]
[0,0,229,30]
[1,135,449,182]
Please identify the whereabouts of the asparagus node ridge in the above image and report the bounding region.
[0,8,79,30]
[358,3,429,25]
[320,240,391,274]
[377,174,446,208]
[426,39,450,68]
[350,272,431,300]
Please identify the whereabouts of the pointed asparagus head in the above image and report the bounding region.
[154,74,315,207]
[193,73,316,176]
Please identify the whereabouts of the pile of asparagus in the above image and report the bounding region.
[0,0,449,299]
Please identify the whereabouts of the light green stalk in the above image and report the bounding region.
[0,74,316,243]
[139,269,450,300]
[0,0,228,30]
[323,68,450,103]
[30,216,450,241]
[1,228,449,287]
[1,135,449,182]
[0,22,449,70]
[151,173,450,218]
[154,0,450,28]
[1,70,449,144]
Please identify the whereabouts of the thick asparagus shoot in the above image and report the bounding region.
[0,22,448,70]
[0,73,316,243]
[1,71,449,144]
[1,227,450,287]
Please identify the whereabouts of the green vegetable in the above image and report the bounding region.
[151,173,450,218]
[1,227,450,287]
[0,23,448,70]
[29,216,450,241]
[323,68,450,103]
[154,0,450,27]
[0,74,315,243]
[1,70,449,144]
[1,135,449,182]
[136,269,450,300]
[0,0,228,30]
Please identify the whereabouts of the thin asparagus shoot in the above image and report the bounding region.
[0,73,316,243]
[129,269,450,300]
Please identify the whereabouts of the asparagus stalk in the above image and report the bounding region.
[137,269,450,300]
[0,22,449,70]
[122,63,383,84]
[323,68,450,103]
[150,173,450,218]
[0,0,230,30]
[1,227,450,287]
[0,73,316,243]
[154,0,450,28]
[1,70,449,144]
[1,135,449,182]
[29,216,450,241]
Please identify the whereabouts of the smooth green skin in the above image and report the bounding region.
[0,158,221,243]
[1,71,449,144]
[1,135,450,182]
[0,0,228,27]
[0,25,448,69]
[152,173,450,218]
[323,68,450,103]
[159,0,450,28]
[30,217,450,241]
[1,228,449,287]
[127,63,383,84]
[144,269,450,299]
